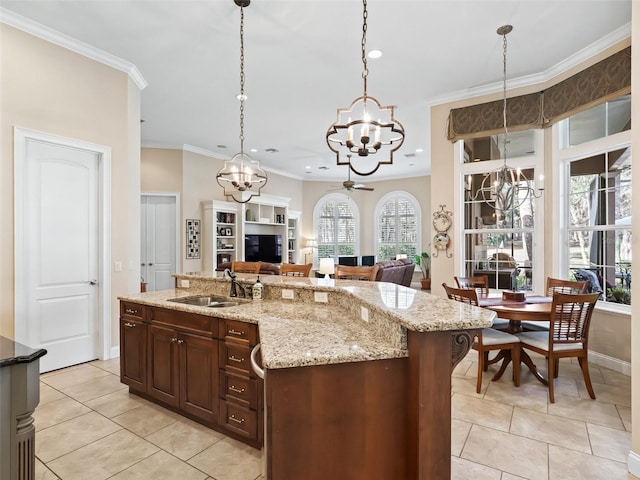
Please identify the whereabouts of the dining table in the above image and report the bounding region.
[477,293,553,386]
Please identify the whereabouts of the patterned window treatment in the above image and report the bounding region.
[447,46,630,142]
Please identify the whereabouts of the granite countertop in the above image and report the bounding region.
[119,272,495,369]
[0,336,47,368]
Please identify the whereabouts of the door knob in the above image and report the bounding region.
[141,263,146,266]
[88,280,97,285]
[148,263,153,266]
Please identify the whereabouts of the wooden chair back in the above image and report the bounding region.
[454,275,489,295]
[549,292,600,346]
[334,264,379,281]
[442,283,479,306]
[280,263,312,277]
[546,277,589,296]
[231,261,262,274]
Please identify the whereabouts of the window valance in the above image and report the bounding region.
[447,46,630,142]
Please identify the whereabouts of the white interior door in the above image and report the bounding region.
[19,138,100,372]
[141,195,177,291]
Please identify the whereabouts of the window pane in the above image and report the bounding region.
[316,197,357,259]
[463,130,536,163]
[566,94,631,147]
[376,196,418,261]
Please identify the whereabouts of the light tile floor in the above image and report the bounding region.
[35,354,633,479]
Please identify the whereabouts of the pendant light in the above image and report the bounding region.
[325,0,405,176]
[216,0,267,203]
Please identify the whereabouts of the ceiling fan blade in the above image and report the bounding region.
[354,186,374,191]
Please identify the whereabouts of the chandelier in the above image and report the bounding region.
[469,25,543,220]
[216,0,267,203]
[325,0,405,177]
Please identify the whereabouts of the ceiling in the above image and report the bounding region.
[0,1,631,182]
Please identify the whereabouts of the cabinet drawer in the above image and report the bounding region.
[150,307,217,337]
[220,342,251,375]
[219,400,258,440]
[121,301,145,320]
[219,370,257,409]
[220,319,257,345]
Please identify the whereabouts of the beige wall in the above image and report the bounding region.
[0,25,140,349]
[141,148,183,192]
[300,176,431,258]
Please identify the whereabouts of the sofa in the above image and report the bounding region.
[374,259,415,287]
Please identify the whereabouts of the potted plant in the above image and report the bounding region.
[415,251,431,290]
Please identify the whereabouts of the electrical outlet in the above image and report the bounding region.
[360,306,369,322]
[282,289,294,299]
[114,261,122,272]
[179,279,190,288]
[314,292,328,303]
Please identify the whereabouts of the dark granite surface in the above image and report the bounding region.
[0,336,47,368]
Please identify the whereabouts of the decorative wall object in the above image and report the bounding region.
[186,219,200,259]
[432,205,453,258]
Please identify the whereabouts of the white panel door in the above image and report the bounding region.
[23,139,99,372]
[141,195,177,291]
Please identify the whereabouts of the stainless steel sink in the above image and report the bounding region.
[168,295,248,308]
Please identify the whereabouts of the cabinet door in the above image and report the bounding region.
[179,332,218,423]
[120,318,147,392]
[147,324,180,407]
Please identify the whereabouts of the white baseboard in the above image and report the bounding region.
[588,350,631,376]
[110,346,120,359]
[628,451,640,477]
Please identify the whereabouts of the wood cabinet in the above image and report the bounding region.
[119,301,259,447]
[120,302,147,391]
[218,319,262,446]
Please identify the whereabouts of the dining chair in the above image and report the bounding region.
[334,264,379,281]
[522,277,590,332]
[455,275,509,331]
[515,292,600,403]
[231,261,262,274]
[455,275,489,295]
[443,283,520,393]
[280,263,312,277]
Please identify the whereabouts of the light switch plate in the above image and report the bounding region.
[114,261,122,272]
[282,289,294,299]
[314,292,328,303]
[179,279,190,288]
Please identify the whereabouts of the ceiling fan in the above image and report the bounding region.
[331,156,374,192]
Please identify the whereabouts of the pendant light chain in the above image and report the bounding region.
[361,0,369,97]
[239,5,246,153]
[501,29,508,164]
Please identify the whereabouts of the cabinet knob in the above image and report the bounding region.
[171,337,178,343]
[177,339,184,344]
[125,308,137,315]
[124,322,136,328]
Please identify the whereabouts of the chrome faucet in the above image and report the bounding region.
[224,268,247,298]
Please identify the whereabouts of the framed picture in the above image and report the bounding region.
[186,219,200,259]
[225,227,232,236]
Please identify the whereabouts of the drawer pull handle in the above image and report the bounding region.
[177,339,184,344]
[171,338,178,343]
[229,385,245,394]
[125,308,138,314]
[228,355,244,363]
[124,322,136,328]
[229,414,245,425]
[228,328,245,336]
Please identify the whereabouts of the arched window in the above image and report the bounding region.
[313,194,359,259]
[374,192,421,261]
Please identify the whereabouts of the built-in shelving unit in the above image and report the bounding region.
[202,195,300,270]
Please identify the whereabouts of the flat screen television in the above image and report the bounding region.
[244,234,282,263]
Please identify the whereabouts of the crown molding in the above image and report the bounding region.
[429,22,631,107]
[0,7,147,90]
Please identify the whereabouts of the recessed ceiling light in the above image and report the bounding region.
[415,148,424,153]
[368,49,382,59]
[217,144,227,149]
[404,153,416,158]
[305,166,311,169]
[318,166,329,170]
[250,148,258,153]
[409,163,415,167]
[265,148,279,153]
[236,94,247,101]
[305,171,312,174]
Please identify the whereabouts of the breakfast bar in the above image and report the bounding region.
[119,272,495,479]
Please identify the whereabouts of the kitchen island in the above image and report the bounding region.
[119,272,494,480]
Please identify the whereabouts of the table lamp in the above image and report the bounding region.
[318,258,334,279]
